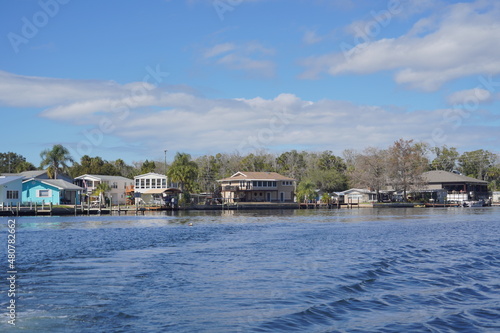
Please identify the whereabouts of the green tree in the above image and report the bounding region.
[458,149,496,180]
[0,152,35,173]
[140,160,157,174]
[296,180,316,203]
[167,153,198,193]
[39,144,74,179]
[93,182,111,206]
[431,146,459,171]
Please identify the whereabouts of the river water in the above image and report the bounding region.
[1,208,499,332]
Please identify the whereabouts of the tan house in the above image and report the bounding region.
[218,172,296,203]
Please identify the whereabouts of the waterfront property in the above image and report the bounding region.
[22,178,83,205]
[218,171,296,203]
[334,188,378,204]
[74,174,134,205]
[2,170,74,183]
[133,172,183,205]
[421,170,490,203]
[0,176,23,206]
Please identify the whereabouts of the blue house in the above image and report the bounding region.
[22,178,83,205]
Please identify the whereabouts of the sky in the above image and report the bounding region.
[1,0,499,166]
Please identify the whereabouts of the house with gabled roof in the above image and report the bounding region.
[421,170,490,202]
[22,178,83,205]
[0,176,23,206]
[74,174,134,205]
[218,171,296,203]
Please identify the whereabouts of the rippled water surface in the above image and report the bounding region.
[2,208,500,332]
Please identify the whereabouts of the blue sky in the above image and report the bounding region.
[1,0,499,165]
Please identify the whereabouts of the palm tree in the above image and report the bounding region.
[93,183,111,206]
[167,152,198,193]
[296,181,316,203]
[40,144,74,179]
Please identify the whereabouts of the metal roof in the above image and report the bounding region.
[422,170,487,184]
[218,171,296,182]
[0,176,24,186]
[23,178,83,191]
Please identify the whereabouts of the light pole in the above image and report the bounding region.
[164,150,168,187]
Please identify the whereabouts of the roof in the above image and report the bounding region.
[75,174,133,182]
[144,188,182,194]
[218,171,296,182]
[422,170,488,184]
[23,178,83,191]
[134,172,167,179]
[0,176,24,186]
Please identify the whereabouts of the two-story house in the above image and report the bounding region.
[74,174,134,205]
[218,172,296,203]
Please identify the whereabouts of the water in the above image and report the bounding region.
[1,208,499,332]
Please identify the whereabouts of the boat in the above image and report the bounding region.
[462,200,485,207]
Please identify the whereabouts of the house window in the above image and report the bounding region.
[7,191,19,200]
[146,179,150,188]
[140,179,145,189]
[112,182,118,189]
[157,179,162,188]
[152,179,156,188]
[162,179,167,187]
[253,181,258,187]
[37,189,51,197]
[258,181,262,187]
[135,179,140,188]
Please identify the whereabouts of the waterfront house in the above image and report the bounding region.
[22,178,83,205]
[74,174,134,205]
[0,176,23,206]
[421,170,489,203]
[2,170,73,183]
[133,172,181,205]
[334,188,378,204]
[218,172,296,203]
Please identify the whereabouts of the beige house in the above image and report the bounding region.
[218,172,296,203]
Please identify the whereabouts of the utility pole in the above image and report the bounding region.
[164,149,168,187]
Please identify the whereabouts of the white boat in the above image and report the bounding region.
[463,200,485,207]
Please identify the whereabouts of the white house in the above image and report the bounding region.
[133,173,182,205]
[0,176,23,206]
[74,174,134,205]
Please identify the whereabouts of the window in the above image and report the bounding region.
[152,179,156,188]
[258,181,262,187]
[140,179,145,189]
[157,179,162,188]
[162,179,167,187]
[146,179,150,188]
[135,179,140,188]
[7,191,19,200]
[253,181,258,187]
[37,189,51,197]
[112,182,118,189]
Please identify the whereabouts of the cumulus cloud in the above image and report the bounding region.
[300,0,500,91]
[1,70,498,156]
[447,88,492,106]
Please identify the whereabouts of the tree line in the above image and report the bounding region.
[1,140,499,200]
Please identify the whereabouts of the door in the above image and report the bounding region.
[266,192,271,202]
[280,192,285,202]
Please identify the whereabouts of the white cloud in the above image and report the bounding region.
[447,88,492,105]
[2,70,498,157]
[203,41,276,78]
[303,30,323,45]
[300,0,500,91]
